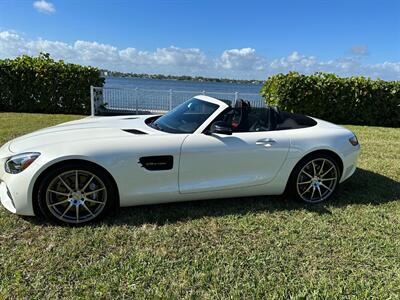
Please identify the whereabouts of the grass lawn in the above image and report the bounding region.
[0,112,399,299]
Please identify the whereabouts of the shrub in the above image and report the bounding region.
[0,53,104,114]
[261,72,400,127]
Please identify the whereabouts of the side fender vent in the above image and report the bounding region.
[123,129,147,135]
[139,155,173,171]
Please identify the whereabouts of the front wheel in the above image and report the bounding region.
[36,162,116,224]
[288,154,340,204]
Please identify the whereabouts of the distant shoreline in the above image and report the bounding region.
[101,70,264,85]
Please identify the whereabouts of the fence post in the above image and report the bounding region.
[135,88,139,115]
[169,89,173,110]
[90,85,95,116]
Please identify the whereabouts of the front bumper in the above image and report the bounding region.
[0,143,36,216]
[0,180,16,213]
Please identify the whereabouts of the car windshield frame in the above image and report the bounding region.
[148,98,220,134]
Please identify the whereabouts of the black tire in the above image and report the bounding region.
[36,162,117,225]
[286,153,341,204]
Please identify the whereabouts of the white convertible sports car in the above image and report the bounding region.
[0,96,360,224]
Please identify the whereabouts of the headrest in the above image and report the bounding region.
[268,106,281,130]
[234,99,251,110]
[232,99,251,129]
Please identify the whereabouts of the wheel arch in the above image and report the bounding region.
[32,159,120,216]
[285,149,344,193]
[299,149,343,175]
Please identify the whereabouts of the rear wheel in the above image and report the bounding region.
[37,162,116,224]
[288,154,340,203]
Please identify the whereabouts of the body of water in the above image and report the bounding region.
[100,77,265,113]
[105,77,263,94]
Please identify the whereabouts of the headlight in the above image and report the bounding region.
[5,152,40,174]
[349,134,359,146]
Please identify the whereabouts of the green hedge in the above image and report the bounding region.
[0,53,104,114]
[261,72,400,127]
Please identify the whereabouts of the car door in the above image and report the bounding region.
[179,130,290,194]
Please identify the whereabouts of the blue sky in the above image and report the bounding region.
[0,0,399,79]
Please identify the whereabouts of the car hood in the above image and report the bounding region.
[8,115,162,153]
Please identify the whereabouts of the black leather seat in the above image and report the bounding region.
[231,100,251,132]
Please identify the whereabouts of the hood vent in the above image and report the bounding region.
[122,129,147,135]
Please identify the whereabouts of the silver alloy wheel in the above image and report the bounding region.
[45,170,107,224]
[296,158,338,203]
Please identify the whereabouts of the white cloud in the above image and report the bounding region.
[365,61,400,80]
[26,39,74,58]
[120,46,207,67]
[270,51,317,71]
[33,0,55,14]
[218,48,266,71]
[0,30,399,80]
[74,40,120,62]
[267,51,400,80]
[0,31,210,75]
[0,31,26,57]
[350,45,368,56]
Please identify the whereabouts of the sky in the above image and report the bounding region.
[0,0,399,80]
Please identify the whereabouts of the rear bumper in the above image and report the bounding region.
[340,144,360,183]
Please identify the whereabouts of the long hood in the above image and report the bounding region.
[8,115,162,153]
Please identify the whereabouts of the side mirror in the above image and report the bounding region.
[210,121,232,135]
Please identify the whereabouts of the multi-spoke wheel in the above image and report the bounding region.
[288,154,340,204]
[37,162,116,224]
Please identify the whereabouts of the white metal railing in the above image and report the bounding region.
[90,86,265,116]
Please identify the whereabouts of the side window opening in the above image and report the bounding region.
[204,100,317,134]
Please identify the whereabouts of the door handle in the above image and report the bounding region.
[256,138,277,147]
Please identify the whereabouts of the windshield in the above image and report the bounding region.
[149,98,219,133]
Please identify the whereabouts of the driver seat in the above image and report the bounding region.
[268,106,280,130]
[231,99,251,132]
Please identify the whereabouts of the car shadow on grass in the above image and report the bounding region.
[100,168,400,227]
